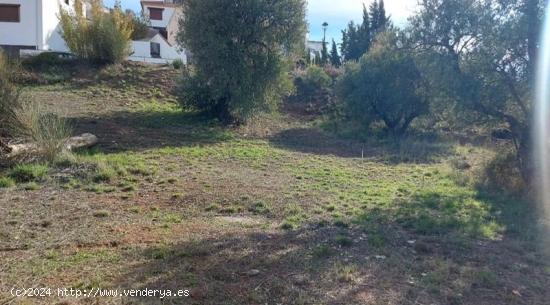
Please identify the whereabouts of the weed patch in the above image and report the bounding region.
[8,164,49,182]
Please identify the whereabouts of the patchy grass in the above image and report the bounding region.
[0,176,15,188]
[8,163,49,183]
[23,182,40,191]
[0,64,547,305]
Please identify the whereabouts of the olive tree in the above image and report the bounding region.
[337,32,429,135]
[176,0,306,124]
[409,0,542,183]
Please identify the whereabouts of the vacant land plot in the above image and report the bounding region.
[1,64,548,305]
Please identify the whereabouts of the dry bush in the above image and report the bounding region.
[482,150,526,195]
[1,50,72,164]
[12,100,72,162]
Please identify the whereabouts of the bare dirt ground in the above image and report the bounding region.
[1,63,549,305]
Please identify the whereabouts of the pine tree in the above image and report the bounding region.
[330,39,341,67]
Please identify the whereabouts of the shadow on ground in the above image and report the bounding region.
[269,127,454,163]
[116,212,549,305]
[71,110,232,153]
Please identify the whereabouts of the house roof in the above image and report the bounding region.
[134,28,174,47]
[135,28,162,42]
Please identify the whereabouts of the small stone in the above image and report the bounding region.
[244,269,260,276]
[292,275,308,285]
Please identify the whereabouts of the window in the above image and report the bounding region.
[0,4,20,23]
[150,42,161,58]
[149,8,163,20]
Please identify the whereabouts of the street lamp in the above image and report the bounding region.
[322,22,328,42]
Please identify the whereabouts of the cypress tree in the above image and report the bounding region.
[369,0,380,32]
[378,0,388,30]
[341,21,359,60]
[340,1,391,62]
[330,39,341,67]
[341,29,348,58]
[358,3,371,56]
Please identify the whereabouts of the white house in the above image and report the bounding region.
[130,28,186,64]
[306,40,326,65]
[0,0,86,57]
[129,0,187,64]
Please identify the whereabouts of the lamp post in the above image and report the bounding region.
[321,22,329,65]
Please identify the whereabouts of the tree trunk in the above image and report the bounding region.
[5,133,98,159]
[515,128,535,188]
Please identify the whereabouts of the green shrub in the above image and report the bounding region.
[0,176,15,188]
[92,163,116,183]
[59,0,133,64]
[8,163,49,182]
[289,65,335,114]
[172,59,184,70]
[22,52,69,70]
[303,66,332,89]
[337,31,429,135]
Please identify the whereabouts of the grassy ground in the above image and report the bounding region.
[1,63,548,305]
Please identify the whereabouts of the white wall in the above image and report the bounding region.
[143,4,175,28]
[0,0,78,52]
[0,0,38,47]
[129,35,187,64]
[41,0,72,52]
[130,40,151,59]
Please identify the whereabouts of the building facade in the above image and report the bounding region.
[0,0,84,57]
[129,0,187,64]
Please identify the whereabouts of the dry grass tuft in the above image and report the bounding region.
[12,100,72,162]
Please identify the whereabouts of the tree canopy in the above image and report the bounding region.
[408,0,542,181]
[176,0,306,124]
[338,32,429,135]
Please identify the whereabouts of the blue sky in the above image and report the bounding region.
[104,0,418,43]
